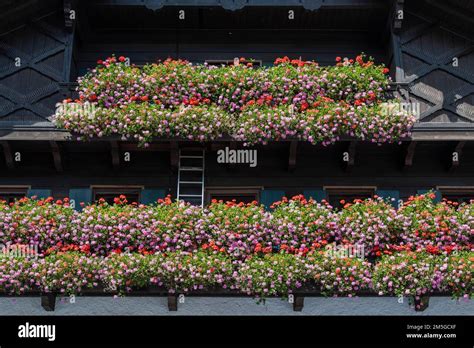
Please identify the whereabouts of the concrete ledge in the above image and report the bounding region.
[0,297,471,316]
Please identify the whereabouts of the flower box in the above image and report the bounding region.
[53,55,416,146]
[0,194,471,314]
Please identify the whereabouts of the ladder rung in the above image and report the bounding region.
[179,181,203,184]
[179,194,203,198]
[180,167,203,171]
[180,155,204,159]
[180,147,205,151]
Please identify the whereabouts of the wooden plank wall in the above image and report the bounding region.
[73,4,389,75]
[395,1,474,128]
[0,3,74,128]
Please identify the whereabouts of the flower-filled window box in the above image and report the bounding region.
[54,54,416,146]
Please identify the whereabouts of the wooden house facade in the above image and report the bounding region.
[0,0,473,208]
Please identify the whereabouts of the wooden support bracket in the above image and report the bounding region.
[288,140,298,172]
[168,294,178,311]
[170,141,179,173]
[412,296,430,312]
[404,141,417,169]
[449,141,465,171]
[0,141,14,170]
[110,141,120,170]
[344,141,356,172]
[50,141,63,172]
[227,141,237,170]
[41,293,57,311]
[293,295,304,312]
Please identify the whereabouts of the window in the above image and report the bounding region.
[0,187,28,204]
[92,186,142,205]
[438,187,474,204]
[325,187,375,209]
[205,187,260,205]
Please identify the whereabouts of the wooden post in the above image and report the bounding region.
[41,293,57,311]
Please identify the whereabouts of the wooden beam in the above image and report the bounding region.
[404,141,417,168]
[0,141,14,170]
[49,141,63,172]
[110,141,120,170]
[449,141,466,171]
[344,141,356,172]
[288,140,297,172]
